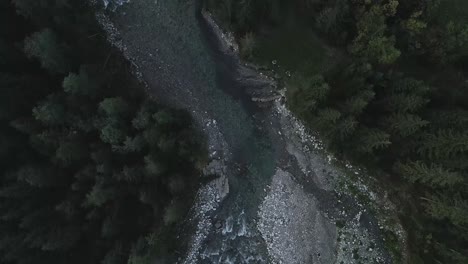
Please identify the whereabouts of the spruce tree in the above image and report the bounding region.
[419,130,468,158]
[23,29,70,74]
[356,127,391,154]
[424,194,468,228]
[394,161,463,187]
[385,113,429,137]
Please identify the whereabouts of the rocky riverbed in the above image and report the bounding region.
[94,0,407,263]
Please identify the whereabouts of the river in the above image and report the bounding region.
[95,0,405,263]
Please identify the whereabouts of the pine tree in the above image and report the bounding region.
[1,1,206,263]
[114,166,144,183]
[16,165,55,188]
[419,130,468,158]
[32,96,66,126]
[343,89,375,115]
[113,135,146,153]
[63,67,97,97]
[23,29,70,74]
[385,113,429,137]
[350,4,401,64]
[153,110,175,126]
[314,107,342,136]
[434,241,468,264]
[99,97,130,118]
[287,74,330,117]
[428,109,468,130]
[144,155,166,177]
[386,93,429,113]
[100,124,126,146]
[132,101,160,130]
[315,0,350,40]
[127,237,153,264]
[163,200,185,225]
[13,0,69,21]
[424,194,468,227]
[84,184,117,208]
[392,78,431,95]
[356,127,391,153]
[101,242,126,264]
[37,225,81,251]
[367,35,401,64]
[335,116,358,140]
[54,140,87,165]
[394,161,463,188]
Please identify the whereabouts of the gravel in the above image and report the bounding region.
[258,168,337,264]
[94,1,407,263]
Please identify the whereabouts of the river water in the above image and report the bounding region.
[97,0,404,263]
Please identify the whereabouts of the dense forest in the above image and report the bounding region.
[205,0,468,263]
[1,1,205,264]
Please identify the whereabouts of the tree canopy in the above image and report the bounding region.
[207,0,468,262]
[0,2,205,264]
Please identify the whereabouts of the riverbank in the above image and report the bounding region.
[95,0,407,263]
[206,2,468,263]
[202,8,408,263]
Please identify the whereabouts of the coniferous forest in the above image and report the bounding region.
[2,0,468,263]
[1,1,205,264]
[205,0,468,263]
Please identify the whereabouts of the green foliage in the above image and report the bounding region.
[434,242,468,264]
[343,89,375,115]
[386,93,429,113]
[395,161,463,187]
[13,0,71,21]
[16,165,54,187]
[335,116,358,140]
[204,0,279,32]
[384,113,429,137]
[23,28,70,74]
[391,78,431,95]
[287,74,330,118]
[350,3,401,64]
[314,107,342,135]
[402,11,427,34]
[84,184,117,208]
[144,155,166,177]
[163,200,185,226]
[0,2,205,264]
[367,36,401,64]
[54,140,87,165]
[100,123,126,145]
[424,194,468,228]
[116,135,146,153]
[63,67,97,97]
[99,97,130,117]
[419,130,468,159]
[208,0,468,261]
[400,0,468,64]
[101,243,126,264]
[315,0,350,41]
[32,96,66,125]
[428,109,468,129]
[356,127,391,153]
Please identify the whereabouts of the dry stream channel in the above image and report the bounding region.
[96,0,407,263]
